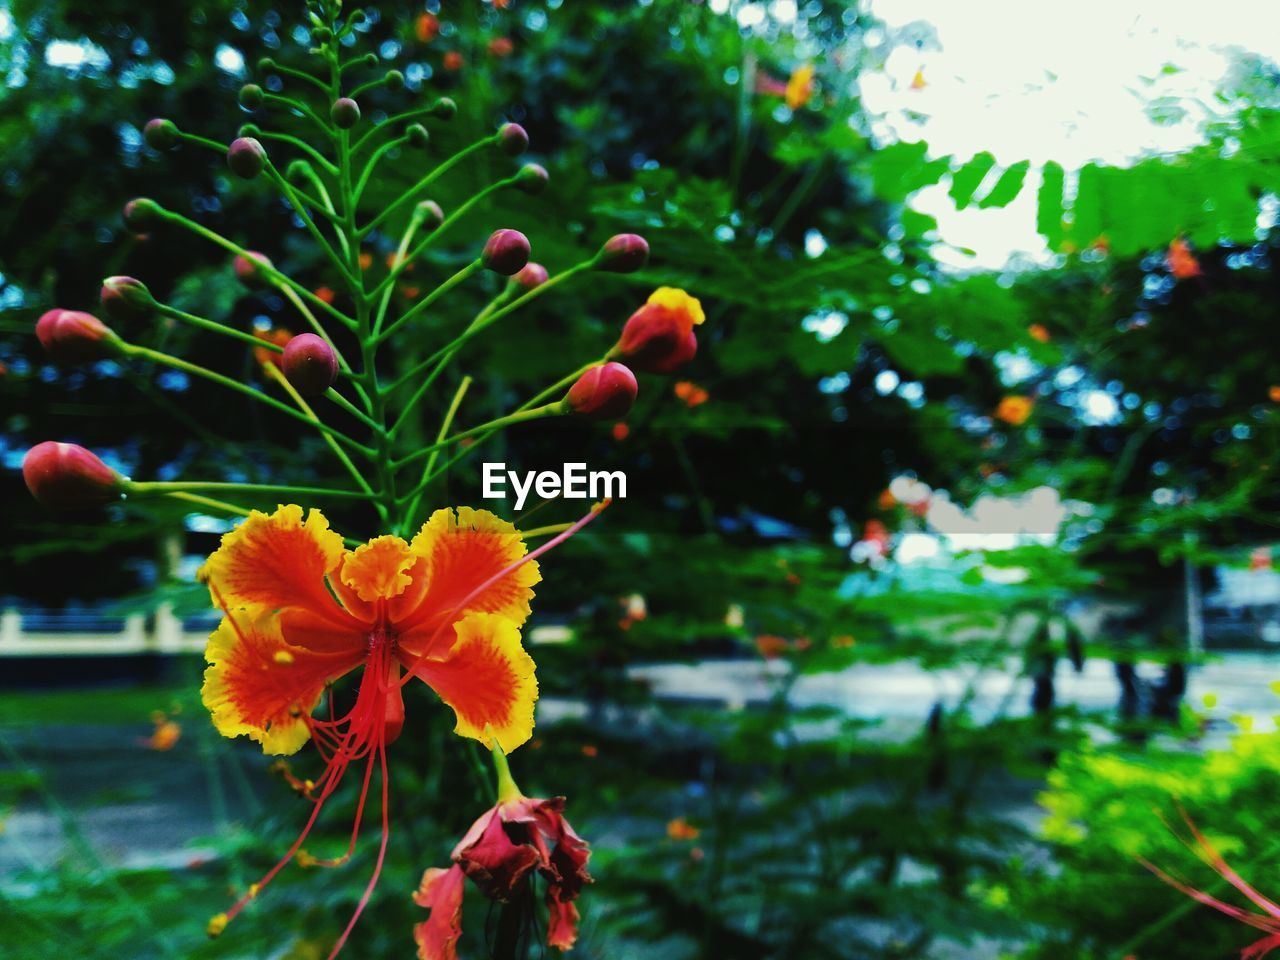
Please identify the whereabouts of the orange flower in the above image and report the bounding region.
[1167,237,1202,279]
[400,284,422,300]
[785,64,815,110]
[581,744,598,758]
[611,422,630,441]
[443,51,463,72]
[252,327,291,368]
[674,380,710,408]
[415,12,440,43]
[1028,323,1051,343]
[313,286,336,305]
[909,68,926,91]
[358,251,373,270]
[1269,385,1280,403]
[488,36,514,57]
[877,488,897,511]
[143,711,182,751]
[667,817,700,841]
[755,635,790,659]
[995,396,1034,426]
[197,504,603,951]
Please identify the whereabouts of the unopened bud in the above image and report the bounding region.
[406,123,430,148]
[100,276,154,321]
[238,122,262,138]
[513,163,548,195]
[431,97,457,120]
[482,229,530,276]
[331,97,360,129]
[238,84,264,110]
[384,69,405,91]
[23,442,124,510]
[511,262,548,291]
[233,251,274,288]
[257,56,276,72]
[143,118,178,150]
[36,309,120,364]
[415,200,445,229]
[282,333,338,397]
[498,122,529,156]
[122,197,162,231]
[599,234,649,273]
[566,362,639,421]
[227,137,266,179]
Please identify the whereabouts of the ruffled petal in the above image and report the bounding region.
[408,612,537,753]
[453,805,542,901]
[401,508,541,638]
[197,504,348,622]
[201,610,364,755]
[546,896,581,951]
[340,535,415,603]
[412,865,465,960]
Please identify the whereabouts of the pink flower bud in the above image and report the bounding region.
[233,251,274,287]
[331,97,361,128]
[143,118,178,150]
[511,262,548,290]
[23,442,124,510]
[36,309,119,364]
[282,333,338,397]
[227,137,266,179]
[566,362,639,421]
[122,197,162,231]
[514,162,549,195]
[599,234,649,273]
[482,229,531,276]
[498,122,529,156]
[614,288,705,374]
[100,276,154,321]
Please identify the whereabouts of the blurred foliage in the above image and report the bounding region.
[3,1,1280,959]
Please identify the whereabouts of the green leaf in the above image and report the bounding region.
[948,151,997,209]
[977,160,1030,209]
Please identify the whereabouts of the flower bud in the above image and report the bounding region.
[23,442,124,510]
[482,229,530,276]
[415,200,445,229]
[36,309,120,364]
[498,122,529,156]
[566,363,639,421]
[599,234,649,273]
[122,197,162,231]
[406,123,430,148]
[143,118,178,150]
[331,97,361,129]
[282,333,338,397]
[233,251,274,288]
[513,163,549,195]
[238,122,262,138]
[431,97,457,120]
[257,56,276,72]
[384,69,405,91]
[227,137,266,179]
[238,84,264,110]
[100,276,154,321]
[614,287,705,374]
[511,262,548,291]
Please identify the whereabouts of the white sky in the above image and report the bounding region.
[862,0,1280,268]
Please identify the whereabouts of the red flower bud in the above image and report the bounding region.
[100,276,154,321]
[513,162,549,195]
[36,309,119,364]
[566,362,638,420]
[238,84,264,110]
[482,229,530,275]
[143,118,178,150]
[282,333,338,397]
[614,287,705,373]
[331,97,361,129]
[122,197,162,231]
[23,442,124,510]
[598,233,649,273]
[227,137,266,179]
[233,251,274,287]
[498,122,528,156]
[511,262,548,290]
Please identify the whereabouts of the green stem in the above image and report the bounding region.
[350,100,463,155]
[263,160,355,282]
[176,130,227,154]
[401,376,471,531]
[121,343,373,455]
[490,744,524,803]
[374,258,483,345]
[153,302,284,353]
[264,363,375,496]
[324,386,380,429]
[262,59,329,94]
[392,402,565,475]
[358,136,497,237]
[262,92,333,138]
[127,480,370,500]
[164,491,253,517]
[371,208,428,339]
[355,135,411,202]
[252,130,338,175]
